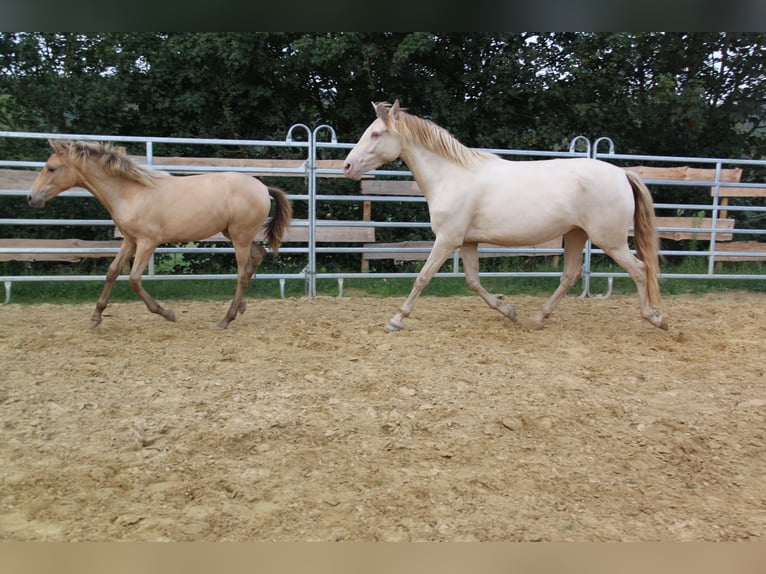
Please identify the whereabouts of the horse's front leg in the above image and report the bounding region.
[460,243,516,321]
[387,239,457,332]
[129,241,176,322]
[92,240,136,327]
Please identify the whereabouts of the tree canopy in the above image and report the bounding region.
[2,32,765,158]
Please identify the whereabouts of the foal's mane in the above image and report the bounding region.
[382,103,496,169]
[50,140,167,186]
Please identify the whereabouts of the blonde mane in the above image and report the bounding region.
[381,104,495,169]
[50,140,167,186]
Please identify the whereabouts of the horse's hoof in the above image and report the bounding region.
[165,310,176,322]
[217,321,229,329]
[499,303,516,321]
[385,319,403,332]
[90,317,102,328]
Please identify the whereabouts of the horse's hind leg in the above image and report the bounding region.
[602,243,667,330]
[461,243,515,321]
[534,229,587,329]
[219,241,264,329]
[235,242,267,317]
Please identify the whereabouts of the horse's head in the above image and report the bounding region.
[27,140,80,208]
[343,100,404,181]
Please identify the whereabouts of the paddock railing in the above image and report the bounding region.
[1,129,764,303]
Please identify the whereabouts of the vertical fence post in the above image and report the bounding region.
[708,162,724,275]
[307,125,338,298]
[145,140,156,277]
[285,124,312,296]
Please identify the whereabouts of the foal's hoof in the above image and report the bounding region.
[653,313,668,331]
[385,317,404,332]
[164,310,176,322]
[90,316,103,328]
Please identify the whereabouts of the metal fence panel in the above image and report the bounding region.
[1,129,764,304]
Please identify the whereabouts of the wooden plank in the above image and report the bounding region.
[260,223,374,243]
[115,220,374,244]
[361,180,423,196]
[632,217,735,241]
[625,165,742,183]
[0,168,93,193]
[0,168,38,189]
[129,157,348,177]
[362,237,563,261]
[478,237,563,255]
[0,238,122,262]
[361,240,433,261]
[711,241,766,261]
[711,186,766,198]
[0,158,352,191]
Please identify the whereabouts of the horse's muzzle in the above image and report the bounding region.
[343,161,363,181]
[27,192,46,208]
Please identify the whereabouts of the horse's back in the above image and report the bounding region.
[156,172,269,204]
[136,172,272,244]
[460,157,633,245]
[480,157,631,208]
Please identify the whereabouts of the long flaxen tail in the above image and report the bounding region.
[264,186,293,256]
[625,170,662,308]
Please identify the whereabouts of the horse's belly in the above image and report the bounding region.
[465,209,573,246]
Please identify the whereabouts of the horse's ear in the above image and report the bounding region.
[48,139,67,154]
[390,99,401,120]
[374,101,388,120]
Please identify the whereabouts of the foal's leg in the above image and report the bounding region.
[218,241,264,329]
[233,242,267,319]
[387,237,458,331]
[129,241,176,322]
[534,229,588,329]
[461,242,515,321]
[601,243,667,330]
[91,240,136,327]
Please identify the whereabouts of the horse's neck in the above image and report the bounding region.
[76,165,132,218]
[400,144,459,197]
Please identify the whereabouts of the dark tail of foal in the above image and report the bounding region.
[264,186,293,256]
[625,171,662,308]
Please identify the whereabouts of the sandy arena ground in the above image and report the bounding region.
[1,292,764,541]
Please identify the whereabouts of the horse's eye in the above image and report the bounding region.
[371,131,380,139]
[46,166,56,173]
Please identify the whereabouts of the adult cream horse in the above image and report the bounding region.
[28,140,292,328]
[344,101,667,332]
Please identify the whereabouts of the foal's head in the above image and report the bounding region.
[27,140,157,208]
[27,140,84,208]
